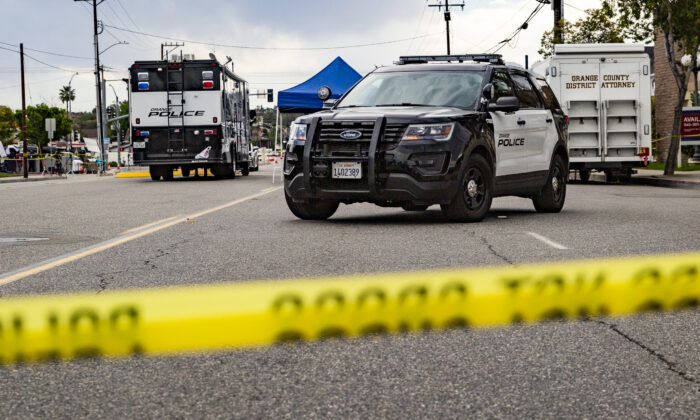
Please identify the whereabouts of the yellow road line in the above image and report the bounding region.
[118,215,182,236]
[0,187,282,287]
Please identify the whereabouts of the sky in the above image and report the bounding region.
[0,0,605,113]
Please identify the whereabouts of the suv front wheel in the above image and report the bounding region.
[441,154,493,222]
[532,154,566,213]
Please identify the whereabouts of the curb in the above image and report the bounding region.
[574,173,700,190]
[629,176,700,190]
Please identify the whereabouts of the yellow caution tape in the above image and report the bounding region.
[0,251,698,364]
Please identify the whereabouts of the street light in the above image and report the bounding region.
[66,72,78,152]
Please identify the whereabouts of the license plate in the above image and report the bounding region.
[133,142,145,149]
[332,162,362,179]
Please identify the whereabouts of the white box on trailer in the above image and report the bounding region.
[531,44,652,175]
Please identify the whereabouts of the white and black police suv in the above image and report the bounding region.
[129,54,255,180]
[284,54,569,222]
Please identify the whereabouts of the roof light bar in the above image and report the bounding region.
[396,54,504,65]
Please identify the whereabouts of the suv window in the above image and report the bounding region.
[337,71,485,109]
[490,70,514,101]
[510,72,542,109]
[533,78,561,111]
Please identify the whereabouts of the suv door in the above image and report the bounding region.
[532,76,567,172]
[489,70,528,177]
[509,71,550,173]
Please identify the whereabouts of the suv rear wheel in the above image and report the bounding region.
[441,154,493,222]
[532,154,566,213]
[285,190,339,220]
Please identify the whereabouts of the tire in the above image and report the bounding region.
[579,169,590,183]
[181,167,191,177]
[532,154,567,213]
[241,162,250,176]
[149,167,161,181]
[618,168,632,183]
[162,167,174,181]
[440,154,493,222]
[284,189,339,220]
[402,203,430,211]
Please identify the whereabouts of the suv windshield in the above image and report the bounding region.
[337,70,485,109]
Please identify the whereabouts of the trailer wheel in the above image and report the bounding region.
[579,169,590,183]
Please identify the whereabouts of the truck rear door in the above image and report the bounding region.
[600,60,645,162]
[558,59,602,163]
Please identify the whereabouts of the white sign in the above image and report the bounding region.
[45,118,56,140]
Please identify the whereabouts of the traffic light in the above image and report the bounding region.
[106,105,115,120]
[267,89,273,102]
[73,129,79,142]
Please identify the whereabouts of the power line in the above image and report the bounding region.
[0,41,92,60]
[485,1,547,53]
[115,0,142,30]
[103,24,443,51]
[0,45,88,73]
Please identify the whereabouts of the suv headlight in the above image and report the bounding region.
[402,123,455,141]
[289,122,307,141]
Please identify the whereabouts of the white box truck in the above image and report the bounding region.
[531,44,652,181]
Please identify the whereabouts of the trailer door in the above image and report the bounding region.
[600,60,642,161]
[558,59,602,163]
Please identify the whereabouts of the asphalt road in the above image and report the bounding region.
[1,166,699,418]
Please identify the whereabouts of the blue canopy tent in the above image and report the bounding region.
[277,57,362,113]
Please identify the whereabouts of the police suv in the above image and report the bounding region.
[284,54,569,222]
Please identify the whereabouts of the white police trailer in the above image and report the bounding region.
[532,44,652,181]
[128,54,254,180]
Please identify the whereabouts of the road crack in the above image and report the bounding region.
[591,318,700,391]
[481,236,514,265]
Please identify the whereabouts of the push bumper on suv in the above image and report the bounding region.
[284,117,467,206]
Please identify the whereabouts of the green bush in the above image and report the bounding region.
[108,161,118,167]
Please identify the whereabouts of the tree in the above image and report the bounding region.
[612,0,700,175]
[0,105,16,145]
[539,2,626,58]
[58,85,76,112]
[13,104,72,148]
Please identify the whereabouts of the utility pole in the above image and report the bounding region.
[74,0,105,173]
[161,42,184,60]
[429,0,465,55]
[110,84,121,167]
[20,43,28,179]
[552,0,564,45]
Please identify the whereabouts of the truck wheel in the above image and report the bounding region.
[579,169,590,183]
[162,168,174,181]
[181,167,191,177]
[285,190,339,220]
[440,154,492,222]
[149,167,161,181]
[618,168,633,183]
[402,203,429,211]
[241,162,250,176]
[532,154,566,213]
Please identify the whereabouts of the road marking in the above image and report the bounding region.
[0,238,49,243]
[118,215,181,236]
[527,232,569,250]
[0,187,282,287]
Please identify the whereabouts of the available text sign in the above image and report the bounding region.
[681,107,700,146]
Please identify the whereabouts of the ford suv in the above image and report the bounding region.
[283,54,569,222]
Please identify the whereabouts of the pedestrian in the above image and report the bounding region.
[55,154,63,175]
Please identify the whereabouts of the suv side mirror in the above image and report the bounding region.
[249,109,257,120]
[322,99,337,109]
[482,83,493,100]
[488,96,520,112]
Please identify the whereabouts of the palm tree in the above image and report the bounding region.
[59,85,76,114]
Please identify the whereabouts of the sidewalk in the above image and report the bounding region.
[0,173,66,184]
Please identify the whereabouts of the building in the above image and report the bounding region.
[653,31,698,163]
